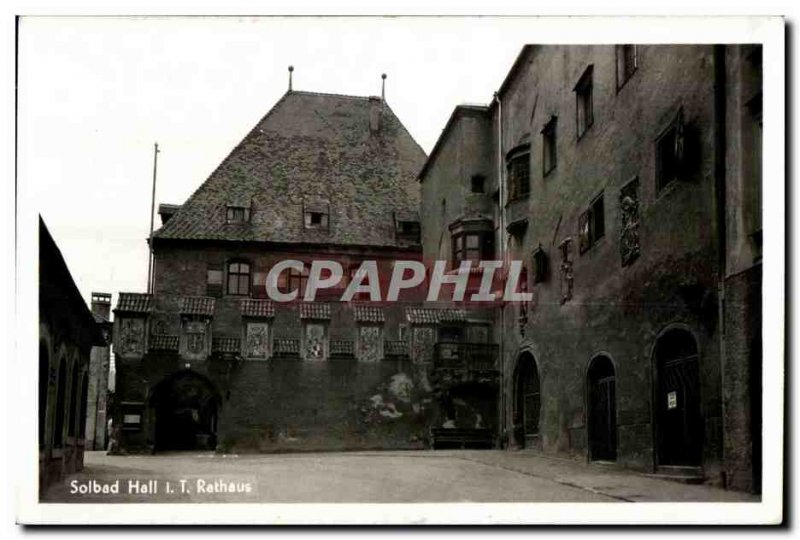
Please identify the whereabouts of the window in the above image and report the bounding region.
[227,261,251,296]
[396,220,421,243]
[616,45,638,89]
[226,205,250,224]
[542,117,557,176]
[471,175,486,194]
[574,65,594,138]
[656,109,685,193]
[532,246,548,283]
[747,93,763,243]
[206,266,223,297]
[304,207,329,229]
[452,231,494,265]
[579,193,605,254]
[507,153,530,200]
[284,267,308,296]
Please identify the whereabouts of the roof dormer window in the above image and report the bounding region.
[226,205,250,224]
[303,201,330,230]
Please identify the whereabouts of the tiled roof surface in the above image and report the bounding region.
[149,334,179,351]
[241,299,275,318]
[384,340,409,356]
[179,296,216,317]
[115,293,152,313]
[152,91,426,248]
[406,307,467,324]
[300,302,331,320]
[212,337,241,353]
[353,304,385,323]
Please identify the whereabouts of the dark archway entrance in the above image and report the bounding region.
[151,371,220,451]
[513,352,540,448]
[587,355,616,461]
[655,328,702,466]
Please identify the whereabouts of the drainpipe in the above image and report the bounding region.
[494,91,507,448]
[713,45,728,483]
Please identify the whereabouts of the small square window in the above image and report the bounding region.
[574,65,594,138]
[471,175,486,194]
[304,209,329,229]
[542,117,557,176]
[579,194,605,254]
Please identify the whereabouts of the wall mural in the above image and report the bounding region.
[411,326,435,364]
[246,322,270,359]
[304,323,327,361]
[184,320,207,358]
[620,179,641,266]
[119,318,145,356]
[358,325,383,362]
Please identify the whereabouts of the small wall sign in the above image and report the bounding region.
[667,391,678,410]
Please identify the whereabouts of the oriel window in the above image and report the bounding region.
[227,261,251,296]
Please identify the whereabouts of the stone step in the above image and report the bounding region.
[646,465,705,485]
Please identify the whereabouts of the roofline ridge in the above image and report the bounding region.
[288,89,372,101]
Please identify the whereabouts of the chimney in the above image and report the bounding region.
[369,96,382,133]
[91,292,112,321]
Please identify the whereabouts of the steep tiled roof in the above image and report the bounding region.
[406,307,467,324]
[149,334,179,351]
[241,299,275,318]
[179,296,216,317]
[300,302,331,320]
[152,91,426,248]
[212,337,241,354]
[115,293,152,314]
[353,304,385,323]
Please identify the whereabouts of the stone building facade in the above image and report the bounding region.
[84,293,113,451]
[112,90,501,454]
[418,45,762,492]
[39,218,107,492]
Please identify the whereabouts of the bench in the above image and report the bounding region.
[430,428,494,450]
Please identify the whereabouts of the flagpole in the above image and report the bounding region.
[147,142,159,294]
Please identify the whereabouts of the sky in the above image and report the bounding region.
[18,16,528,305]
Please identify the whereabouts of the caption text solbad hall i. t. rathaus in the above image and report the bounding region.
[95,45,762,493]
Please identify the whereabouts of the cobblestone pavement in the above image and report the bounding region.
[42,450,759,503]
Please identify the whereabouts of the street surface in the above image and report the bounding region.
[42,450,758,503]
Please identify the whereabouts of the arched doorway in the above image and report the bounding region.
[655,328,702,466]
[513,352,541,448]
[53,357,67,448]
[39,342,49,449]
[151,371,220,451]
[587,355,616,461]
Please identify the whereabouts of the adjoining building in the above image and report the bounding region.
[111,88,501,453]
[84,293,113,451]
[418,45,762,492]
[39,218,107,492]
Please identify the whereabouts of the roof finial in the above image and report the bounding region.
[381,73,387,101]
[288,65,294,92]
